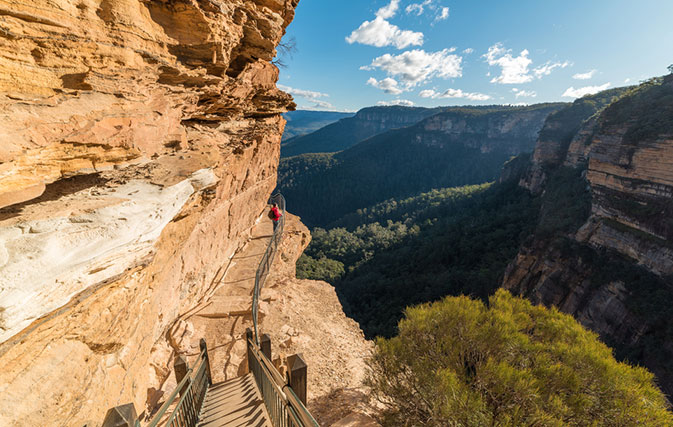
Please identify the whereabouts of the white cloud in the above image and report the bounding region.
[420,88,490,101]
[484,43,533,84]
[624,78,632,83]
[463,48,474,54]
[278,84,328,100]
[435,6,449,21]
[484,43,568,84]
[377,99,415,107]
[346,16,424,49]
[405,0,431,15]
[278,84,334,110]
[562,82,611,98]
[367,77,404,95]
[573,69,597,80]
[347,1,424,49]
[376,0,400,19]
[533,61,570,78]
[306,99,335,110]
[362,49,462,88]
[512,88,537,98]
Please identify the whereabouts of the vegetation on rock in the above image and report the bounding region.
[601,74,673,144]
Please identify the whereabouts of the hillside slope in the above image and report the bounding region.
[280,103,565,227]
[281,105,446,157]
[298,181,540,338]
[281,110,354,141]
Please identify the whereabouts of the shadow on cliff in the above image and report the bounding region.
[0,173,110,221]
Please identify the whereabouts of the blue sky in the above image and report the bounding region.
[276,0,673,111]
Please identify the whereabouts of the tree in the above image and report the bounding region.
[668,63,673,74]
[366,290,673,426]
[273,36,297,68]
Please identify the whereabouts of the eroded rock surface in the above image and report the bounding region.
[0,0,300,425]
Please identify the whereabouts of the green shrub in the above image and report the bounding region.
[367,290,673,426]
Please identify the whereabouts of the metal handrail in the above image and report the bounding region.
[252,193,286,345]
[247,336,319,427]
[145,348,211,427]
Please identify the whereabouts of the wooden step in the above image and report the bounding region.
[198,373,272,427]
[195,296,252,318]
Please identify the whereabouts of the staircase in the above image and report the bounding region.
[101,195,319,427]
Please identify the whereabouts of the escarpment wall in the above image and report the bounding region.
[504,77,673,398]
[414,105,563,155]
[0,0,298,425]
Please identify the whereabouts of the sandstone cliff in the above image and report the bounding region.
[413,103,564,155]
[519,88,627,194]
[503,75,673,398]
[0,0,304,425]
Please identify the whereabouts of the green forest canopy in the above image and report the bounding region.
[297,181,541,338]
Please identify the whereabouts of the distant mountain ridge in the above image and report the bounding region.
[279,103,565,226]
[281,105,447,157]
[281,110,354,141]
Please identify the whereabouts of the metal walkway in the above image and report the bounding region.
[198,374,272,427]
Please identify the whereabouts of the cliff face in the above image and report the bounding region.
[0,0,299,425]
[519,88,627,194]
[504,76,673,398]
[414,104,564,155]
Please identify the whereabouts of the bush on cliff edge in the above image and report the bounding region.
[366,290,673,426]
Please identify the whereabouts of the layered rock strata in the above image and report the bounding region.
[0,0,299,425]
[416,104,564,155]
[504,76,673,397]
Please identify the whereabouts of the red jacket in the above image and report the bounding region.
[271,206,282,221]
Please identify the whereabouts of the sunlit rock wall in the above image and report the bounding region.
[0,0,298,425]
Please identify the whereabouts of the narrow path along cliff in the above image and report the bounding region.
[162,212,376,425]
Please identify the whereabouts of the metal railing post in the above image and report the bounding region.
[287,353,308,406]
[260,333,272,361]
[174,355,189,397]
[101,403,137,427]
[199,338,212,386]
[246,328,254,374]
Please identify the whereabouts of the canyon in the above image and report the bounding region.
[1,0,672,424]
[280,105,447,157]
[279,103,564,227]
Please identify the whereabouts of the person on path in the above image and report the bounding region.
[270,203,282,232]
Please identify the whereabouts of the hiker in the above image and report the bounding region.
[269,203,282,232]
